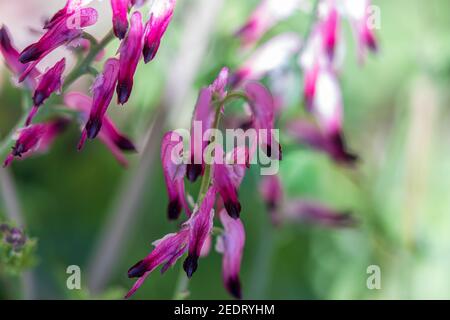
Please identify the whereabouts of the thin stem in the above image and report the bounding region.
[63,30,115,90]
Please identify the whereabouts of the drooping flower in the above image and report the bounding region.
[286,118,357,165]
[117,11,144,105]
[186,68,229,182]
[235,0,304,48]
[0,25,40,90]
[245,82,282,159]
[216,209,245,299]
[64,92,137,166]
[161,131,191,220]
[26,58,66,126]
[3,120,68,167]
[111,0,129,39]
[320,1,340,60]
[230,33,301,88]
[183,187,216,278]
[126,227,190,298]
[283,199,356,227]
[19,7,98,82]
[142,0,176,63]
[259,175,283,211]
[79,58,120,149]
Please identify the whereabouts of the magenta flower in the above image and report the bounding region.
[111,0,129,39]
[117,11,144,105]
[161,131,191,220]
[259,175,283,211]
[0,25,40,90]
[3,120,68,167]
[64,92,137,166]
[142,0,176,63]
[26,58,66,126]
[45,0,94,29]
[230,33,301,88]
[235,0,303,47]
[320,2,340,60]
[126,227,190,298]
[19,7,98,82]
[283,200,356,228]
[183,187,216,278]
[286,119,357,165]
[186,68,229,182]
[78,58,120,149]
[245,82,281,159]
[216,209,245,299]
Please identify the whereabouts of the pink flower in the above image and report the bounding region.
[26,58,66,126]
[283,199,356,228]
[183,187,216,278]
[142,0,176,63]
[64,92,137,166]
[216,209,245,299]
[230,33,301,88]
[19,7,98,82]
[235,0,303,47]
[286,119,357,165]
[186,68,229,182]
[78,58,120,148]
[45,0,95,29]
[126,227,190,298]
[111,0,129,39]
[3,120,68,167]
[245,82,282,159]
[117,11,144,105]
[320,1,340,60]
[161,131,191,220]
[259,175,283,211]
[0,25,40,90]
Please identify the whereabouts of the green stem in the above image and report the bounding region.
[63,30,115,90]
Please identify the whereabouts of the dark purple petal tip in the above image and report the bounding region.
[186,163,202,183]
[183,254,199,278]
[86,118,102,139]
[128,259,146,278]
[225,201,241,219]
[168,199,182,220]
[226,277,242,300]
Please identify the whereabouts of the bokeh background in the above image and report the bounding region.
[1,0,450,299]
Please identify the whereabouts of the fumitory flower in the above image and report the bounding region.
[0,25,40,90]
[111,0,130,39]
[143,0,176,63]
[235,0,304,48]
[19,7,98,82]
[259,175,284,224]
[117,11,144,105]
[161,131,191,220]
[45,0,95,29]
[319,0,340,60]
[216,209,245,299]
[78,58,120,149]
[64,92,137,166]
[3,119,69,167]
[26,58,66,126]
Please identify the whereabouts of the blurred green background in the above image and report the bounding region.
[1,0,450,299]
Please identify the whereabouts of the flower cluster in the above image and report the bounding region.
[1,0,176,167]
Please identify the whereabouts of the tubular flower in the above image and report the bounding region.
[19,7,98,82]
[186,67,229,182]
[0,25,40,90]
[143,0,176,63]
[216,209,245,299]
[117,11,144,105]
[183,187,216,278]
[3,120,68,167]
[235,0,304,47]
[259,175,283,216]
[64,92,136,166]
[111,0,129,39]
[283,200,356,228]
[26,58,66,126]
[45,0,95,29]
[344,0,378,62]
[286,119,357,165]
[320,1,340,61]
[161,131,191,220]
[244,82,282,160]
[126,227,190,298]
[79,58,120,149]
[230,33,301,88]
